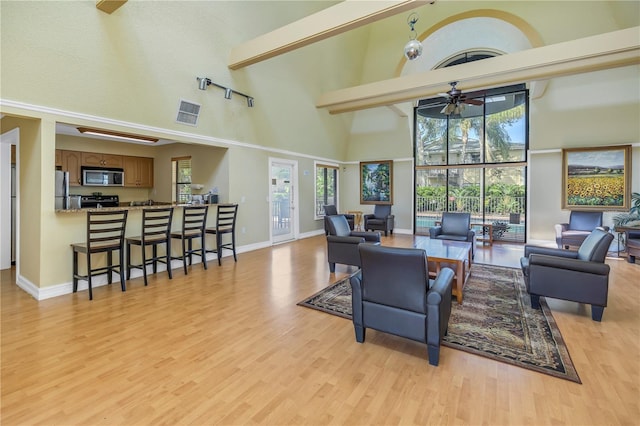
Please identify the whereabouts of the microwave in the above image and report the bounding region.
[81,167,124,186]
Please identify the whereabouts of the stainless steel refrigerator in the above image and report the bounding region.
[55,170,70,210]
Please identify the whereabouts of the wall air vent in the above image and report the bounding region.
[176,99,201,126]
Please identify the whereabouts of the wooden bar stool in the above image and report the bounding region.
[206,204,239,265]
[71,210,128,300]
[170,205,209,275]
[126,207,174,286]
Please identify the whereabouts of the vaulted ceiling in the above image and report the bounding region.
[227,0,640,114]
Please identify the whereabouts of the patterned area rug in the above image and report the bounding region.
[298,264,581,383]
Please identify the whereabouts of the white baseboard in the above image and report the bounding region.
[14,228,392,301]
[392,228,413,235]
[21,250,243,301]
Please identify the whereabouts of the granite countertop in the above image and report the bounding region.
[55,202,197,213]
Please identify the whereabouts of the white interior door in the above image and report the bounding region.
[270,159,297,244]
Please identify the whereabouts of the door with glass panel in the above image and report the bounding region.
[270,159,297,244]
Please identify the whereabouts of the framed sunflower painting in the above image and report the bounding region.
[562,145,632,211]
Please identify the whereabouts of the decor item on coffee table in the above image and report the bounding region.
[325,215,380,273]
[298,263,581,383]
[350,244,454,366]
[521,228,613,321]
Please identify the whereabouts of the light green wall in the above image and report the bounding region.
[1,116,43,285]
[0,0,363,160]
[1,1,639,291]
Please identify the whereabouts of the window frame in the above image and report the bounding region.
[413,85,529,242]
[314,161,340,220]
[172,156,192,204]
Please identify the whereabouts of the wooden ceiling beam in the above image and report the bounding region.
[96,0,127,14]
[228,0,433,70]
[316,26,640,114]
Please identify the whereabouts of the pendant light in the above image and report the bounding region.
[404,12,422,61]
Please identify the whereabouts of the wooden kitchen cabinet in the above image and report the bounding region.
[61,150,83,186]
[123,156,154,188]
[81,152,123,168]
[55,149,62,168]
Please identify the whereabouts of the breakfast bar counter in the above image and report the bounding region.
[54,202,202,213]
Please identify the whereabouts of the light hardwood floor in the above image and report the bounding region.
[1,234,639,425]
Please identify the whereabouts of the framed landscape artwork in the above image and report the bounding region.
[360,160,393,205]
[562,145,632,211]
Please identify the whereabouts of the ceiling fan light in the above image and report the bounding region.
[404,39,423,61]
[441,103,455,115]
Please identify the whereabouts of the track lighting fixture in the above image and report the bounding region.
[404,12,422,61]
[196,77,254,107]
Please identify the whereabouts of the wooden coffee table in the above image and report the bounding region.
[414,238,473,304]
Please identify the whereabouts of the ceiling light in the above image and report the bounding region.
[440,102,465,116]
[77,127,158,143]
[196,76,254,107]
[441,103,455,115]
[404,13,422,61]
[197,77,210,91]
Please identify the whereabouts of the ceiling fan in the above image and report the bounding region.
[439,81,483,115]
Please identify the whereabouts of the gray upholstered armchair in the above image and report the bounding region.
[363,205,395,236]
[326,215,381,273]
[350,244,454,366]
[520,228,613,321]
[429,212,476,258]
[555,211,608,249]
[323,204,354,235]
[624,229,640,263]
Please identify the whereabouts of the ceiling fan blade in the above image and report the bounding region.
[463,99,484,105]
